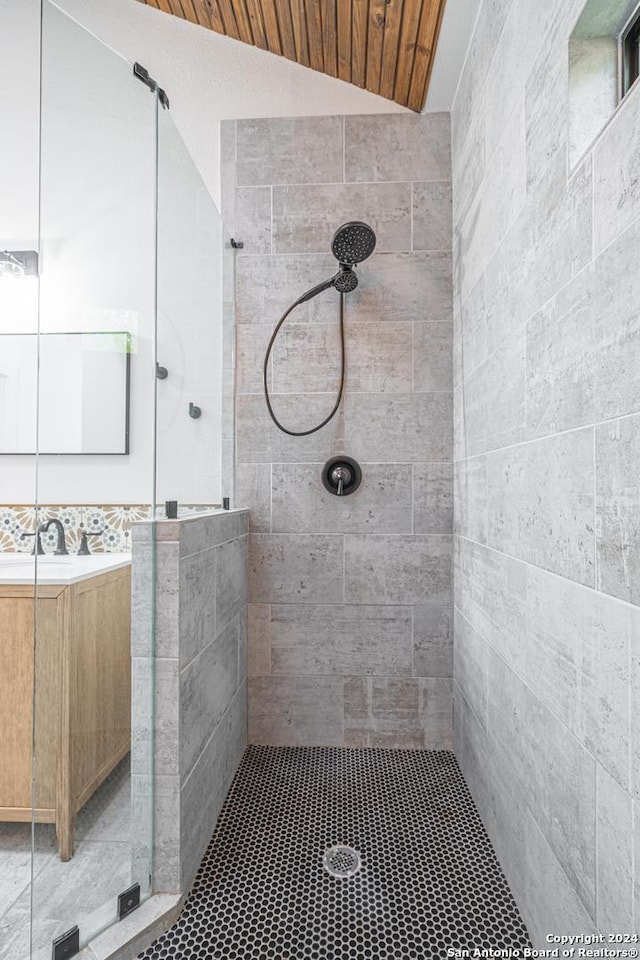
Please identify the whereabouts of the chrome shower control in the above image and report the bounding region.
[322,456,362,497]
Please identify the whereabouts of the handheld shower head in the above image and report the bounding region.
[331,221,377,265]
[295,221,376,305]
[264,221,376,436]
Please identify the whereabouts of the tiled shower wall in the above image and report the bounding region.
[131,510,248,894]
[452,0,640,943]
[221,114,453,749]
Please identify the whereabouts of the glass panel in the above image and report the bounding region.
[156,106,229,516]
[0,2,41,958]
[30,4,157,957]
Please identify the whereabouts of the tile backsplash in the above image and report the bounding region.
[0,504,220,553]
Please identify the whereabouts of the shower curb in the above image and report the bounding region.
[76,893,184,960]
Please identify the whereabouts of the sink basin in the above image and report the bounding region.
[0,554,73,564]
[0,552,131,584]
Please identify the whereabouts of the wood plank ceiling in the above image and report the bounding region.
[136,0,447,111]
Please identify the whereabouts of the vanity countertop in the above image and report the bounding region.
[0,552,131,585]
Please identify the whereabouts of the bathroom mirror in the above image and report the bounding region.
[0,331,131,454]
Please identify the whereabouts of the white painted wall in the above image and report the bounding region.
[55,0,408,207]
[423,0,481,114]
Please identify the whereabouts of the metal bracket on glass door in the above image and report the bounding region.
[52,925,80,960]
[117,882,141,921]
[133,62,170,109]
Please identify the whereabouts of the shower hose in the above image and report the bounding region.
[263,292,346,437]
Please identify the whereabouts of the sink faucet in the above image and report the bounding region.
[38,518,69,555]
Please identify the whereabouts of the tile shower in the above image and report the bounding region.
[222,113,455,751]
[3,0,640,953]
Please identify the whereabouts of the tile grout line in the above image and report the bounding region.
[454,409,640,464]
[455,532,639,613]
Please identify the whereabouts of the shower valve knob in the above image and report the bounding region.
[322,456,362,497]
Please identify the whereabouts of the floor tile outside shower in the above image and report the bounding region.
[138,745,530,959]
[0,758,130,960]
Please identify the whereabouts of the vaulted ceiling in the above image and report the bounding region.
[135,0,447,111]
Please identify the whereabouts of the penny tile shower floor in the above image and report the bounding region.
[139,745,531,959]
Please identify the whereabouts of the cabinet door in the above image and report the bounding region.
[0,592,59,813]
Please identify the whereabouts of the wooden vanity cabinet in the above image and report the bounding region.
[0,565,131,860]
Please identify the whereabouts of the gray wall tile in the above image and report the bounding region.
[418,678,454,749]
[635,801,640,925]
[346,322,414,393]
[271,321,341,393]
[248,603,271,677]
[413,462,454,535]
[596,414,640,605]
[133,514,248,895]
[454,456,487,544]
[345,393,452,462]
[180,619,239,783]
[150,774,181,893]
[484,327,526,452]
[236,393,344,464]
[487,650,597,915]
[270,604,413,677]
[153,658,180,778]
[236,254,338,325]
[453,610,488,730]
[154,542,180,659]
[523,813,598,948]
[451,0,639,933]
[180,687,246,890]
[455,538,527,675]
[344,535,452,605]
[272,182,412,254]
[178,511,249,556]
[413,322,453,393]
[224,112,453,753]
[413,604,453,678]
[592,221,640,421]
[235,187,271,254]
[593,90,640,255]
[271,462,412,535]
[216,536,248,632]
[269,319,414,396]
[179,548,216,669]
[351,252,453,323]
[236,324,272,395]
[344,113,451,182]
[632,628,640,804]
[526,269,595,438]
[596,765,634,933]
[454,684,530,914]
[487,429,595,586]
[234,462,272,532]
[236,116,344,186]
[526,565,633,789]
[248,676,344,746]
[131,541,154,659]
[249,534,344,604]
[456,362,487,457]
[413,182,452,252]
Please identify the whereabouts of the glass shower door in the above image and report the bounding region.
[29,4,157,957]
[155,105,228,514]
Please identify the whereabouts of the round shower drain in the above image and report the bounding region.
[323,845,362,878]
